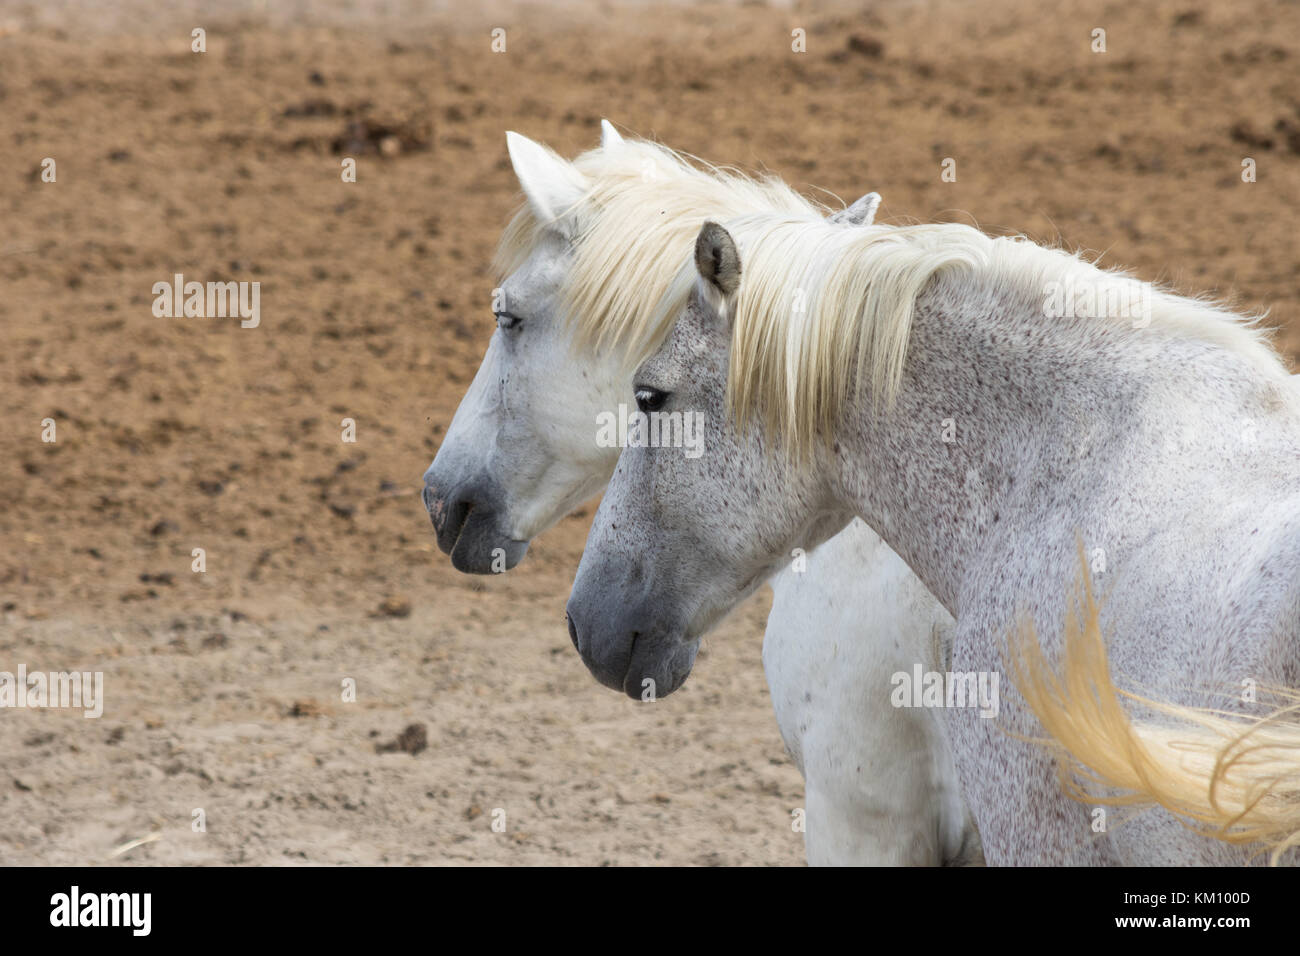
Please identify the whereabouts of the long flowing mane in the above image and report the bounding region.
[656,214,1290,459]
[493,137,833,369]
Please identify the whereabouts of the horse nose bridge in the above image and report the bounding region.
[585,522,656,597]
[422,440,477,513]
[421,462,439,494]
[569,551,652,635]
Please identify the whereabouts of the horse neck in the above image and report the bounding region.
[828,268,1291,614]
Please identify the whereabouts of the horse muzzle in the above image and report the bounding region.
[565,580,698,700]
[422,471,528,574]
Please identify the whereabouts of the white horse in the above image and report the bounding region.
[423,125,979,864]
[567,211,1300,865]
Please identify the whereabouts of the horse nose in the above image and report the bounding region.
[423,477,474,555]
[565,604,587,658]
[421,478,445,529]
[564,597,635,694]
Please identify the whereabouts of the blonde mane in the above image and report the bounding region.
[493,137,828,370]
[653,215,1288,460]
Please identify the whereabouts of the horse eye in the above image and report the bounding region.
[495,311,522,331]
[634,386,669,414]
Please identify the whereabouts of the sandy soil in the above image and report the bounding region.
[1,0,1297,865]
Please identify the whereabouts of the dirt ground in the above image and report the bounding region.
[1,0,1298,865]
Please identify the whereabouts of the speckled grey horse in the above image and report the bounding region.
[567,213,1300,865]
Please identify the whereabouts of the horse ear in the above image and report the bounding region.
[505,131,589,229]
[600,119,626,150]
[829,191,881,226]
[694,222,742,297]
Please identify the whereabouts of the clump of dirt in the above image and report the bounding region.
[374,595,412,618]
[331,116,433,157]
[375,723,427,756]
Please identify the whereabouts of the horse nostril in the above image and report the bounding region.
[423,484,448,529]
[567,613,580,651]
[427,488,474,555]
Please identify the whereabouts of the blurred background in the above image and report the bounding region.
[1,0,1297,864]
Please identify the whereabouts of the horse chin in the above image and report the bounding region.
[619,633,699,701]
[448,518,529,574]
